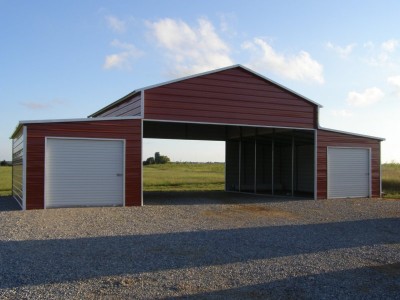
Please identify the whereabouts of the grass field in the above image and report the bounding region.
[144,163,224,191]
[0,166,12,196]
[381,163,400,199]
[0,163,399,198]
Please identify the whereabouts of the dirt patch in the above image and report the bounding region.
[202,204,298,220]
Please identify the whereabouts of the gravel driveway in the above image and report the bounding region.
[0,192,399,299]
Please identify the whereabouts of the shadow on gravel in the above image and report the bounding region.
[144,191,312,205]
[0,218,399,289]
[0,196,21,211]
[171,262,400,299]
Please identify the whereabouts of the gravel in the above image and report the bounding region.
[0,192,399,299]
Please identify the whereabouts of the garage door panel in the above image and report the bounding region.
[45,138,124,208]
[328,148,369,198]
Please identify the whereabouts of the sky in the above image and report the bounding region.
[1,0,400,163]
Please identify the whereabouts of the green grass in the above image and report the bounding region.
[0,162,398,198]
[144,163,225,191]
[0,166,12,196]
[382,163,400,199]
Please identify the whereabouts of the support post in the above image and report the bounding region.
[238,128,242,192]
[291,133,295,197]
[271,129,275,195]
[254,131,257,194]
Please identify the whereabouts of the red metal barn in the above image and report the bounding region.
[11,65,383,209]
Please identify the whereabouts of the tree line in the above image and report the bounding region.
[143,152,170,165]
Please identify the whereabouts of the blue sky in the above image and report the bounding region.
[1,1,399,162]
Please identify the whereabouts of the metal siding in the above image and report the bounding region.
[317,129,381,199]
[25,119,142,209]
[327,148,370,198]
[45,139,124,208]
[144,68,316,128]
[95,93,142,117]
[12,128,24,207]
[296,145,314,193]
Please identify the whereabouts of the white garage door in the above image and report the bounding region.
[328,147,370,198]
[45,138,124,208]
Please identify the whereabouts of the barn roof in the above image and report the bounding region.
[88,64,322,118]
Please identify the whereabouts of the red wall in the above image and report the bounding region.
[144,68,317,128]
[317,129,381,199]
[25,119,142,209]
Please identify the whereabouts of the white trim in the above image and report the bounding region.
[122,139,126,207]
[380,148,382,197]
[44,136,126,208]
[318,126,384,141]
[140,119,144,206]
[22,126,27,210]
[44,137,48,209]
[144,118,315,132]
[314,129,318,200]
[369,148,372,198]
[20,116,143,125]
[224,141,227,192]
[11,116,144,138]
[141,90,145,118]
[327,146,371,199]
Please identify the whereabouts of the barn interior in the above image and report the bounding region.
[143,120,315,198]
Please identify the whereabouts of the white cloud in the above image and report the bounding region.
[331,109,353,117]
[381,39,399,52]
[103,39,143,70]
[388,75,400,97]
[326,42,356,58]
[365,39,399,67]
[20,99,66,110]
[105,15,126,33]
[242,38,324,84]
[148,18,233,76]
[346,87,384,107]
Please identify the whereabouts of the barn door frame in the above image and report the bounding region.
[327,146,371,199]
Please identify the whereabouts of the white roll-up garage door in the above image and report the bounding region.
[327,147,370,198]
[45,138,124,208]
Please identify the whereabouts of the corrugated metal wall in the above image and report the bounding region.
[94,93,142,117]
[226,129,315,197]
[12,127,24,208]
[144,68,316,128]
[24,119,142,209]
[317,129,381,199]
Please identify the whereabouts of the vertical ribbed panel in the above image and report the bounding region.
[12,129,24,207]
[328,148,369,198]
[296,145,314,193]
[45,138,124,208]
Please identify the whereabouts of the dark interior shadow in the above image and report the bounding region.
[170,262,400,299]
[0,196,21,211]
[0,218,399,289]
[144,191,313,206]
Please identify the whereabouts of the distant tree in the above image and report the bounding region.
[0,160,7,166]
[145,157,156,165]
[158,155,170,164]
[143,152,170,165]
[154,152,161,164]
